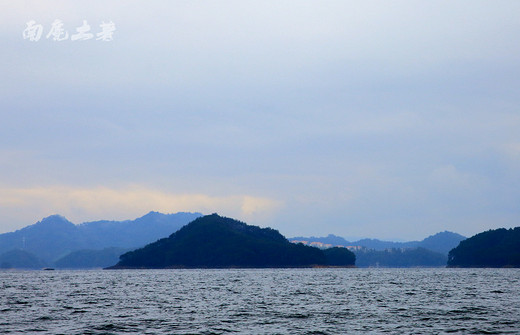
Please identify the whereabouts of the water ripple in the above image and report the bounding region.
[0,268,519,334]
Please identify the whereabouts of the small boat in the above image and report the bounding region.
[42,267,55,271]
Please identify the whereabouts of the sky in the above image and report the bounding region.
[1,0,519,240]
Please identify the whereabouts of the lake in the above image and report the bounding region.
[1,268,519,334]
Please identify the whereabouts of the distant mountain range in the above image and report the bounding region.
[290,231,466,255]
[0,212,468,269]
[0,211,202,266]
[355,248,448,268]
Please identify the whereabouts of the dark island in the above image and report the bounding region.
[447,227,520,268]
[107,214,355,269]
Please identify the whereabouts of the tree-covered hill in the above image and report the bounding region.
[447,227,520,268]
[418,231,467,255]
[323,247,356,266]
[109,214,355,269]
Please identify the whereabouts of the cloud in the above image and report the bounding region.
[1,1,519,240]
[0,185,283,233]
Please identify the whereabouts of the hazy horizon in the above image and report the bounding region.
[0,209,468,242]
[1,1,519,240]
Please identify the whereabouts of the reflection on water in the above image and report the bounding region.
[1,268,519,334]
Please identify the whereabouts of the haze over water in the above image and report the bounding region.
[1,268,519,334]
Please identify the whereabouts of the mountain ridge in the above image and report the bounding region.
[0,211,202,262]
[290,231,466,255]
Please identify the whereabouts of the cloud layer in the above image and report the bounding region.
[0,185,282,232]
[1,1,519,239]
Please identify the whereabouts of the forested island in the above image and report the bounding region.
[448,227,520,268]
[107,214,355,269]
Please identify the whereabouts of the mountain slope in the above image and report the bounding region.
[54,247,129,269]
[448,227,520,267]
[0,212,201,262]
[0,249,47,269]
[110,214,353,269]
[419,231,466,255]
[77,211,202,249]
[0,215,86,262]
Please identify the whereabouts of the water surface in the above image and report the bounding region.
[1,268,519,334]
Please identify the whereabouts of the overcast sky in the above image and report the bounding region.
[1,0,519,240]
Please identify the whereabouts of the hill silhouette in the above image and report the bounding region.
[291,231,465,255]
[0,212,201,262]
[0,249,47,269]
[448,227,520,268]
[323,247,356,266]
[109,214,355,269]
[419,231,467,255]
[54,247,130,269]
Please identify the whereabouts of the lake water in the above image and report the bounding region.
[0,268,519,334]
